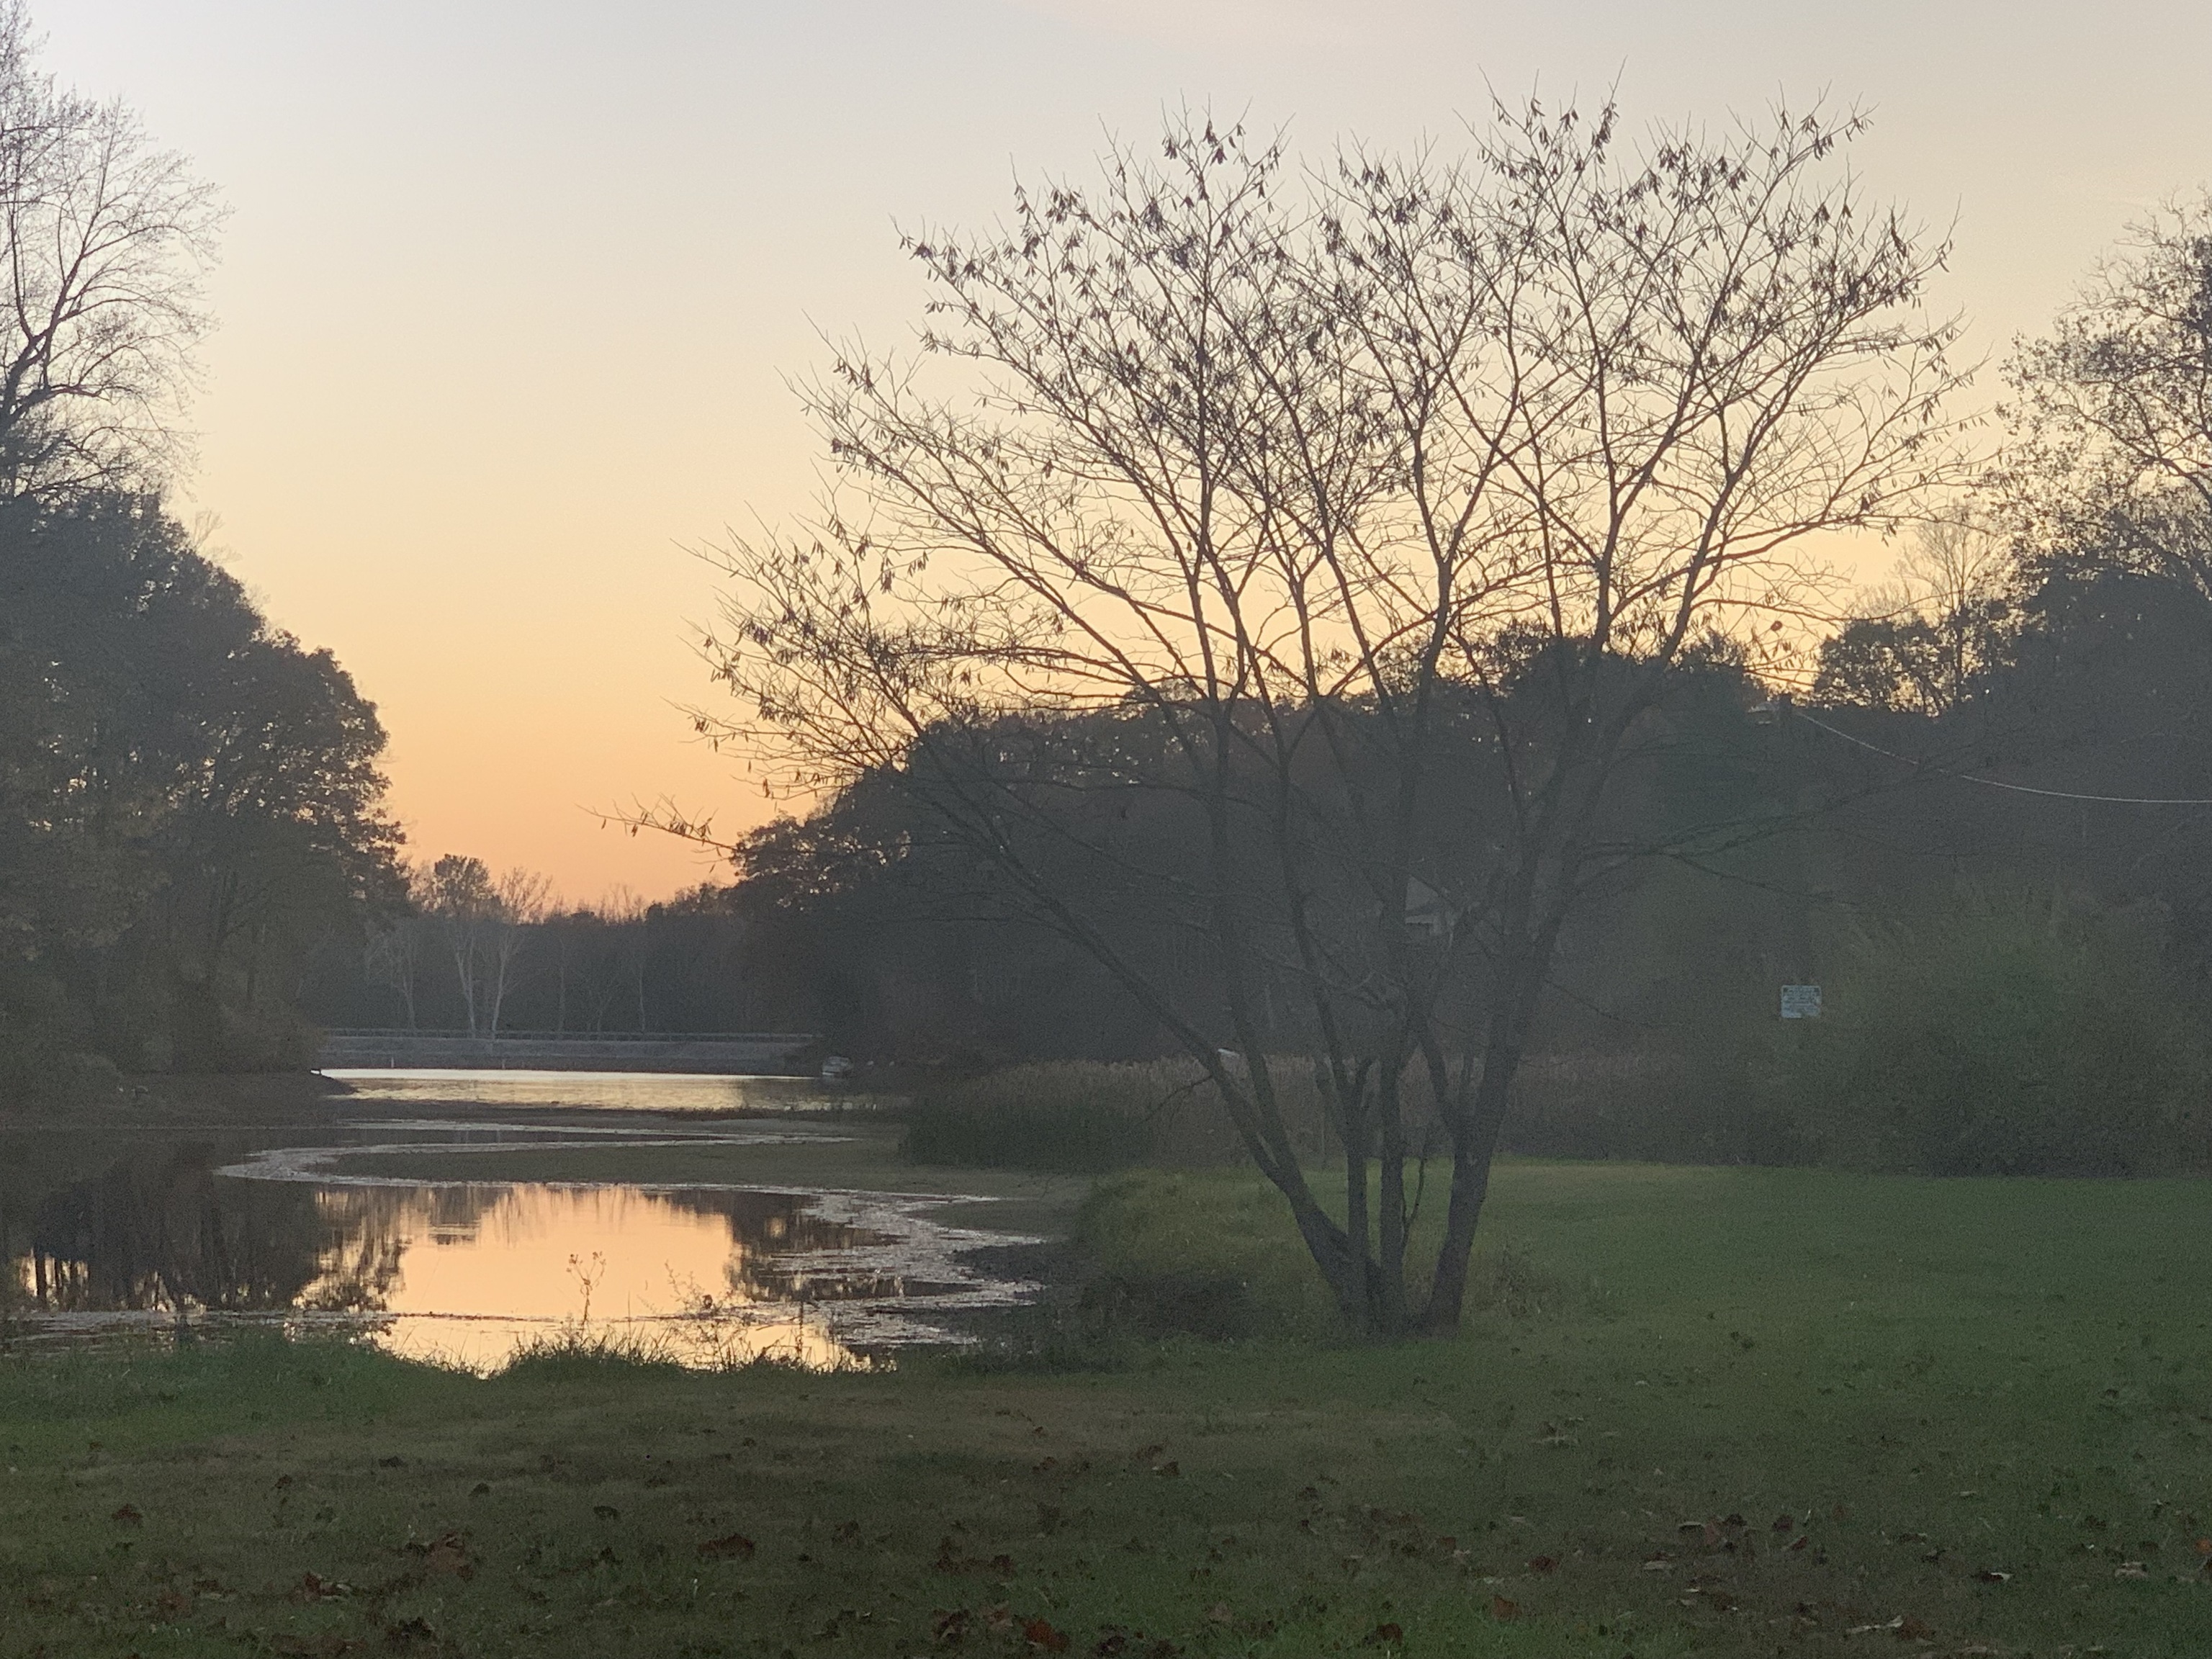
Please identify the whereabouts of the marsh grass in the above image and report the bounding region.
[902,1058,1342,1171]
[4,1163,2212,1657]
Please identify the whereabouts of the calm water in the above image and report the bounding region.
[320,1069,840,1113]
[2,1080,1034,1372]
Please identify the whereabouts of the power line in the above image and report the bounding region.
[1779,704,2212,806]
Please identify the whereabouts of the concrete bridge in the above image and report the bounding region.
[317,1029,819,1075]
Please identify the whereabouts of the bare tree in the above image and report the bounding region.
[701,102,1964,1334]
[364,912,425,1032]
[421,854,493,1035]
[2002,192,2212,590]
[1817,511,2008,714]
[482,867,552,1037]
[418,855,553,1037]
[0,2,221,496]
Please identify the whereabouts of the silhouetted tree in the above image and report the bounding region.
[2001,192,2212,594]
[0,493,400,1081]
[0,2,220,498]
[696,104,1965,1334]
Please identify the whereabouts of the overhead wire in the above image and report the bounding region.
[1777,703,2212,807]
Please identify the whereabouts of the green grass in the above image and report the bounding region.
[4,1161,2212,1656]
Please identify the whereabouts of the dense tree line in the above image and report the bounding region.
[0,495,400,1088]
[306,873,771,1037]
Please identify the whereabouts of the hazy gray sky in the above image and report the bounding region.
[36,0,2212,897]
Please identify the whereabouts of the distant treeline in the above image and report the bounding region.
[303,867,763,1038]
[691,528,2212,1176]
[302,514,2212,1177]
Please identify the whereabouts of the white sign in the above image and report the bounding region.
[1779,984,1822,1020]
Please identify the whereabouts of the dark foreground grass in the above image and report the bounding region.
[4,1162,2211,1657]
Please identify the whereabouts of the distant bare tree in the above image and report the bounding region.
[421,855,494,1035]
[2002,192,2212,591]
[0,3,220,497]
[364,916,423,1030]
[702,102,1964,1334]
[482,867,553,1036]
[418,855,554,1036]
[1816,511,2008,714]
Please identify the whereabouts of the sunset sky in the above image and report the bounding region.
[36,0,2212,902]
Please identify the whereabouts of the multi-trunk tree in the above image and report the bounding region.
[703,102,1965,1335]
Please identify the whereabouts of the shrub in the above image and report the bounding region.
[1503,1051,1817,1167]
[1799,889,2206,1175]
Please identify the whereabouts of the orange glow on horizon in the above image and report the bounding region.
[32,0,2212,896]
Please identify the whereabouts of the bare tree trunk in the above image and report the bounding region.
[1375,1056,1411,1336]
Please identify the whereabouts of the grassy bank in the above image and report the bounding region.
[4,1161,2211,1656]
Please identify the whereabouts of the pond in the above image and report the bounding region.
[1,1076,1042,1372]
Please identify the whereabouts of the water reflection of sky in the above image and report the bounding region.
[302,1182,878,1372]
[320,1070,839,1113]
[8,1110,1035,1374]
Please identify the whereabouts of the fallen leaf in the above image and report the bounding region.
[406,1532,472,1578]
[593,1504,619,1521]
[930,1607,970,1643]
[384,1617,437,1649]
[272,1637,365,1658]
[1527,1555,1557,1574]
[697,1532,757,1561]
[1896,1614,1934,1640]
[110,1504,142,1526]
[1490,1594,1520,1622]
[1024,1617,1071,1652]
[1771,1514,1794,1532]
[1359,1622,1404,1646]
[1153,1460,1180,1478]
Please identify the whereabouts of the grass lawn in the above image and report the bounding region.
[3,1159,2209,1657]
